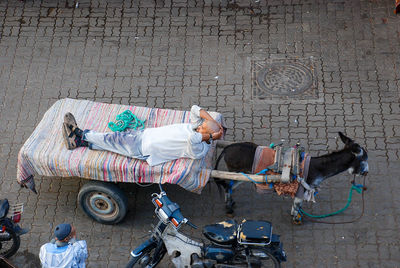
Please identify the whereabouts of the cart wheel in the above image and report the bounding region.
[78,181,128,225]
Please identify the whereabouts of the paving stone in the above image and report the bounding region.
[0,0,399,267]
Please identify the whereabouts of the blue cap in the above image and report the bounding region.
[54,223,72,241]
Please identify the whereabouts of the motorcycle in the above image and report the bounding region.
[0,199,28,258]
[126,185,286,268]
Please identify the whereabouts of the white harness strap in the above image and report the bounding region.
[297,155,316,202]
[298,178,316,203]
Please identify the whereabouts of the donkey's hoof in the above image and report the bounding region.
[226,201,236,208]
[226,208,235,218]
[292,219,303,225]
[226,212,234,218]
[292,214,303,225]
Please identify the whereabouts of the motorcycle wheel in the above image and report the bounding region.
[0,226,20,258]
[126,244,166,268]
[249,247,280,268]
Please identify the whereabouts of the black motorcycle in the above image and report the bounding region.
[126,185,286,267]
[0,199,28,258]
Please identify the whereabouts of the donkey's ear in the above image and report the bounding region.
[339,132,354,145]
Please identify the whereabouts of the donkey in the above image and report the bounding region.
[214,132,369,224]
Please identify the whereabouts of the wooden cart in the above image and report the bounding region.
[17,99,290,225]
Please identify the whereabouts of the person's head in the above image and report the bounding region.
[54,223,75,242]
[196,120,220,135]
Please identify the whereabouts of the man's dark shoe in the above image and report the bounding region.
[64,112,84,135]
[62,123,88,150]
[64,112,78,128]
[62,112,88,149]
[63,122,77,149]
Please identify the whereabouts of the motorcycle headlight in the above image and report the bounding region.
[157,208,169,222]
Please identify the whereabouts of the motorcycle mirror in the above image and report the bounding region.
[158,183,164,192]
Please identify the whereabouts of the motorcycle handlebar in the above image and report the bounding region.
[153,191,198,229]
[185,220,197,229]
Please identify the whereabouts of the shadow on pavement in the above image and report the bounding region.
[9,250,41,268]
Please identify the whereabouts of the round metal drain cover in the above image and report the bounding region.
[255,62,313,96]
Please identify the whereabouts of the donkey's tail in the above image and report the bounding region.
[214,148,226,170]
[213,148,228,197]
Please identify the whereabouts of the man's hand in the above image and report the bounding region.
[199,107,224,134]
[70,226,77,239]
[217,122,223,132]
[211,128,223,140]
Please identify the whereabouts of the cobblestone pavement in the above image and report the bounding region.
[1,0,399,267]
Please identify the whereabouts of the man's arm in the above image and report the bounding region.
[199,109,220,125]
[199,109,215,121]
[191,105,222,129]
[73,240,88,264]
[199,109,223,132]
[200,128,223,142]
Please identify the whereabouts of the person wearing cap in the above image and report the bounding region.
[39,223,88,268]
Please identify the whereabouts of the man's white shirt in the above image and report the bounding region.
[141,105,210,166]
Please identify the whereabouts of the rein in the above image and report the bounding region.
[299,175,367,224]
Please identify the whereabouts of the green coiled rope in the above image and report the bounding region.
[108,110,146,132]
[299,184,363,218]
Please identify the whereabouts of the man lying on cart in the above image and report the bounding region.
[62,105,224,166]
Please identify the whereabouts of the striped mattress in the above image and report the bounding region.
[17,98,224,193]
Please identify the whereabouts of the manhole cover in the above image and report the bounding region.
[251,58,319,102]
[256,63,313,95]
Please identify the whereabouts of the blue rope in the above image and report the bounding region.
[240,172,263,184]
[269,143,275,148]
[228,180,235,194]
[240,168,274,188]
[256,169,269,175]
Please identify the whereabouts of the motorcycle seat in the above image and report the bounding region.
[0,199,10,219]
[239,220,272,244]
[203,219,237,245]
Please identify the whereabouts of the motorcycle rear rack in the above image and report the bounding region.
[237,222,272,246]
[9,203,23,221]
[238,240,271,246]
